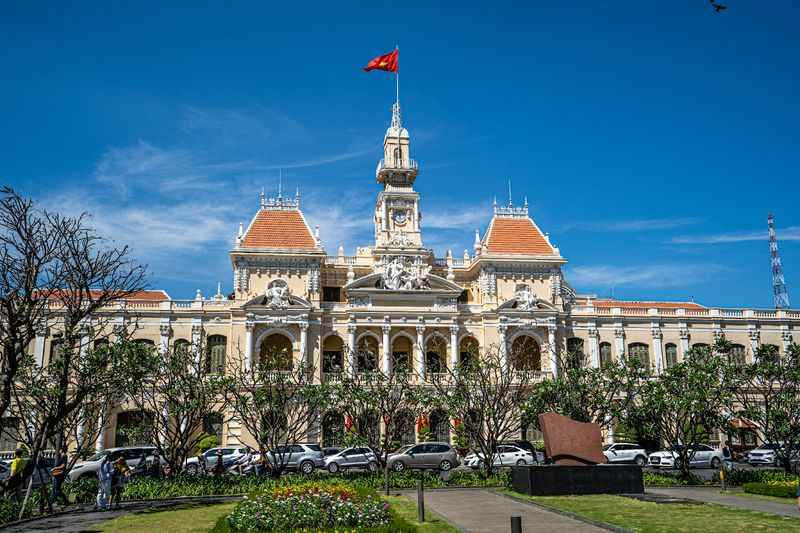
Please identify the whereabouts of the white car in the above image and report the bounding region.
[68,446,163,481]
[185,446,250,473]
[463,445,537,469]
[648,444,723,469]
[324,446,379,473]
[603,443,648,466]
[746,443,790,467]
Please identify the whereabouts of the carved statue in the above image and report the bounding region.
[380,257,430,291]
[515,284,538,311]
[265,281,291,309]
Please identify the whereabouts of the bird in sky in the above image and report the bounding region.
[710,0,728,12]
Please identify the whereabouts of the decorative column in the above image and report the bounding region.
[449,325,459,369]
[679,328,690,360]
[416,325,425,379]
[651,325,663,375]
[34,324,47,367]
[588,327,600,368]
[497,324,508,369]
[95,409,106,452]
[748,328,760,358]
[614,326,625,363]
[347,324,357,376]
[781,329,793,355]
[382,324,391,373]
[191,321,202,367]
[244,319,254,371]
[548,325,558,379]
[299,322,309,368]
[79,325,91,359]
[159,323,171,355]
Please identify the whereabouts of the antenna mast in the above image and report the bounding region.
[768,213,791,309]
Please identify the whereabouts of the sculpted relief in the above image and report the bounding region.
[378,256,431,291]
[265,279,291,309]
[515,284,538,311]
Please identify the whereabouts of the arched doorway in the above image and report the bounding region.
[203,412,224,444]
[115,411,153,447]
[356,335,379,373]
[259,333,293,371]
[459,336,479,368]
[425,336,447,376]
[206,335,227,374]
[322,335,344,375]
[429,409,450,443]
[391,335,412,373]
[322,411,344,447]
[391,410,416,447]
[510,335,541,371]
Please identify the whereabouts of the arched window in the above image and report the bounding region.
[392,336,412,373]
[510,335,541,371]
[459,336,479,369]
[730,344,746,366]
[759,344,780,362]
[49,338,64,366]
[356,336,379,373]
[174,339,190,354]
[259,333,293,371]
[628,343,650,372]
[429,409,450,443]
[566,337,585,369]
[391,410,416,447]
[520,414,542,442]
[599,342,612,367]
[425,336,447,376]
[322,335,344,374]
[203,412,224,444]
[356,411,380,444]
[322,411,344,447]
[206,335,227,374]
[692,343,710,354]
[115,411,153,447]
[665,343,678,368]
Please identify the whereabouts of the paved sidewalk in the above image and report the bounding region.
[404,488,608,533]
[647,487,799,518]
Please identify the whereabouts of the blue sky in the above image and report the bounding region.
[2,2,799,307]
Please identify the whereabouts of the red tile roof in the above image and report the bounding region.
[241,209,317,249]
[483,217,556,255]
[589,299,704,309]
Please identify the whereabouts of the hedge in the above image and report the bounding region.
[743,481,798,499]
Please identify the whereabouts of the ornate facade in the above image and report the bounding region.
[28,103,800,451]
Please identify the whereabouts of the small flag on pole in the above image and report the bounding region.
[363,49,398,73]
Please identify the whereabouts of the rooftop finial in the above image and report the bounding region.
[259,188,265,208]
[278,169,283,199]
[391,102,402,131]
[507,178,512,207]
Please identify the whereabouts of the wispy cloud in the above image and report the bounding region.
[567,263,727,290]
[564,217,701,232]
[422,204,488,230]
[670,227,800,244]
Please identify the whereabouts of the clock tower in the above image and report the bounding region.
[374,103,425,252]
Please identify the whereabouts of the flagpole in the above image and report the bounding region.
[395,45,401,167]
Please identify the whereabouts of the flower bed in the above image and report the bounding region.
[227,484,392,532]
[743,481,799,499]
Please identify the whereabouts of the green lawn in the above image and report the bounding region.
[95,502,237,532]
[503,490,800,533]
[383,494,461,533]
[93,496,458,532]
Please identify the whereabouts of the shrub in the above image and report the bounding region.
[643,471,706,486]
[724,469,798,487]
[64,476,99,504]
[743,481,798,499]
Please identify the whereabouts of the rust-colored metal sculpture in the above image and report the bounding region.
[538,412,607,466]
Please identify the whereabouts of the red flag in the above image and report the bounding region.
[363,49,398,73]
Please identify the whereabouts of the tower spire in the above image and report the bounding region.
[768,213,791,309]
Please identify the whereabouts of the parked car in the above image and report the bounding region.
[464,445,536,469]
[322,447,342,457]
[603,443,648,466]
[498,440,544,462]
[266,443,325,475]
[648,444,723,469]
[387,442,459,472]
[184,446,251,473]
[68,446,163,481]
[324,447,379,473]
[745,443,800,467]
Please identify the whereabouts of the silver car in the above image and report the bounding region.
[324,447,379,473]
[267,443,325,474]
[68,446,162,481]
[387,442,459,472]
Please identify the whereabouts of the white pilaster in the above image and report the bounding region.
[651,325,663,375]
[449,325,459,369]
[679,327,690,360]
[781,329,793,355]
[614,326,625,363]
[191,321,202,367]
[416,325,425,379]
[497,324,508,369]
[159,323,170,355]
[95,410,106,452]
[748,328,760,358]
[34,326,46,367]
[299,322,309,367]
[245,320,254,371]
[347,323,356,376]
[548,325,558,379]
[588,327,600,368]
[382,324,391,373]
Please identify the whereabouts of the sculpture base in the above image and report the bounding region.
[511,465,644,496]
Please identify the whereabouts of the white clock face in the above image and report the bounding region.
[393,210,407,225]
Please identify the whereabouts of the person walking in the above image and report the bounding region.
[7,449,28,501]
[150,450,162,479]
[49,446,69,508]
[109,457,129,509]
[722,440,733,471]
[95,456,113,511]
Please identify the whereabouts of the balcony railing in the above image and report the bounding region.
[376,158,418,175]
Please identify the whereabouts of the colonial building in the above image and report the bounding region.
[24,103,800,452]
